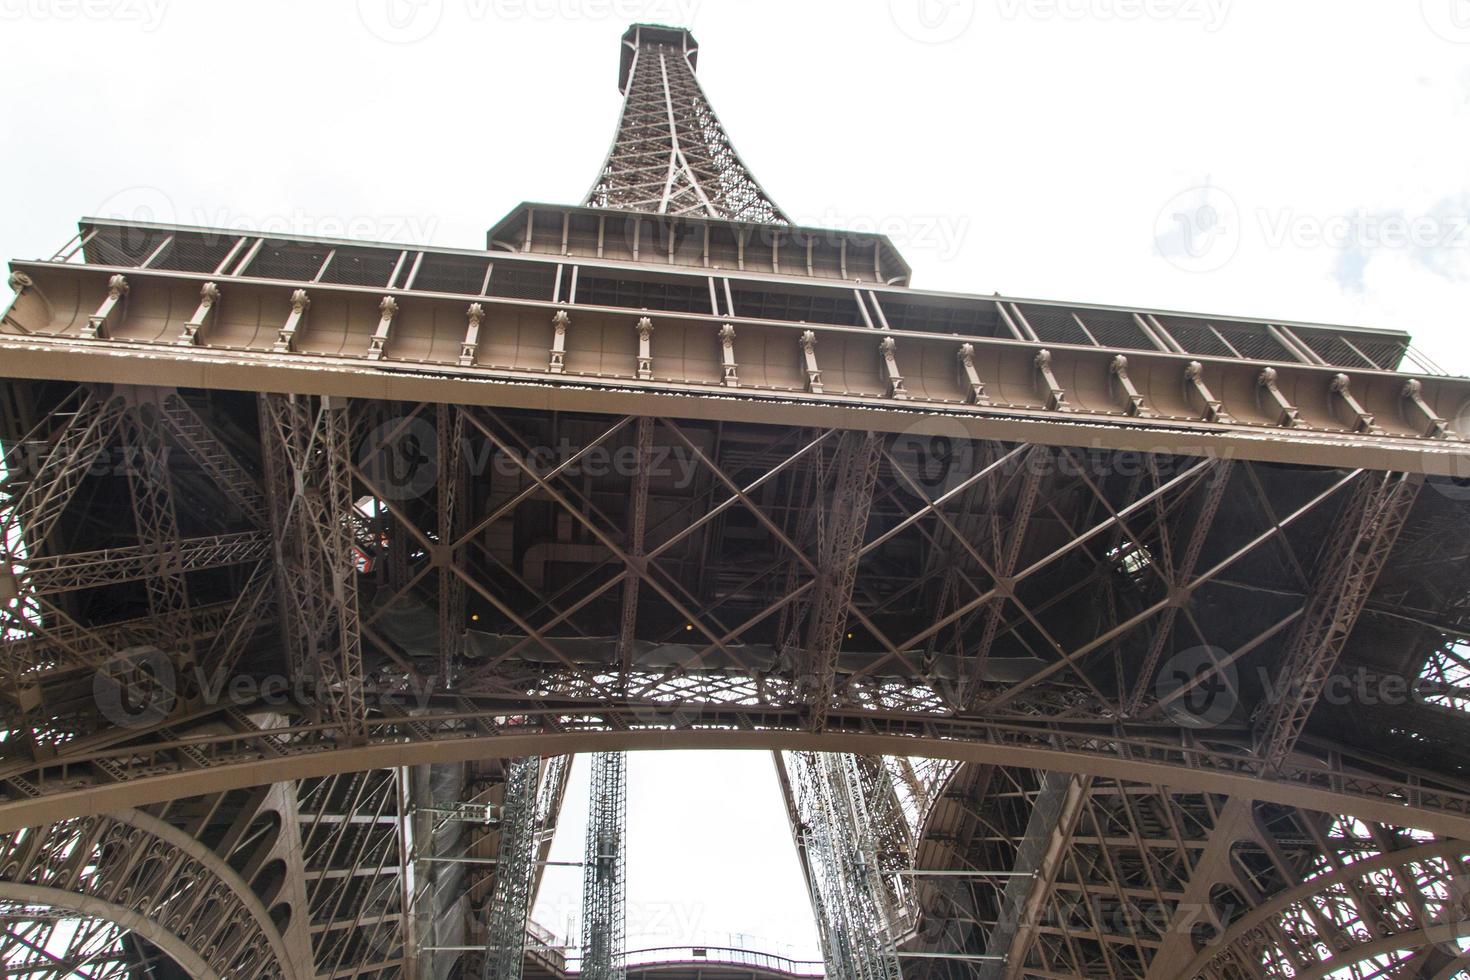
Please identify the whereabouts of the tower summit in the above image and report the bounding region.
[585,23,788,223]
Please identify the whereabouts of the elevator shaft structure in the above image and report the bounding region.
[581,751,628,980]
[482,757,540,980]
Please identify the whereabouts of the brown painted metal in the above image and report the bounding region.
[2,20,1469,980]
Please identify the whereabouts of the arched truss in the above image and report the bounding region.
[902,762,1470,980]
[0,883,207,978]
[5,723,1470,841]
[0,808,297,979]
[3,385,1468,839]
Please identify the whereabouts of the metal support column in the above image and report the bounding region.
[482,757,540,980]
[790,751,905,980]
[581,751,627,980]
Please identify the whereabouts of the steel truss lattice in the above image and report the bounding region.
[585,25,787,223]
[482,757,541,980]
[582,751,628,980]
[789,751,912,979]
[2,18,1470,980]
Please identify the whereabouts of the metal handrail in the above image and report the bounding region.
[618,945,825,975]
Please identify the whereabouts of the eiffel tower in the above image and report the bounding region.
[3,20,1470,980]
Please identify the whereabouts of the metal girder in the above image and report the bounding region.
[259,393,368,740]
[1124,459,1235,716]
[300,770,410,978]
[582,751,628,980]
[155,389,267,526]
[481,757,540,980]
[617,417,654,683]
[119,401,194,659]
[11,301,1466,476]
[1253,470,1424,770]
[439,403,467,688]
[797,431,882,729]
[11,708,1470,839]
[984,774,1090,980]
[789,752,906,979]
[964,446,1047,707]
[15,530,267,597]
[3,21,1470,980]
[0,385,126,556]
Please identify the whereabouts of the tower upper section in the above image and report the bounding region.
[584,23,789,225]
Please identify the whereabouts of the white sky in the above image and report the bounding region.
[4,0,1470,959]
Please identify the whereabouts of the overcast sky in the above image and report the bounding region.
[4,0,1469,959]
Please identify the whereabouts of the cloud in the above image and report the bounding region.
[1329,194,1470,295]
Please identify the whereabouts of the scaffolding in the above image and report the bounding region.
[481,757,541,980]
[581,751,628,980]
[790,752,907,980]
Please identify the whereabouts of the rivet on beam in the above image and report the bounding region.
[274,289,310,352]
[549,309,569,374]
[799,330,823,394]
[1401,379,1450,439]
[1109,355,1148,417]
[956,344,989,405]
[177,282,220,346]
[460,303,485,367]
[1329,374,1379,433]
[1257,367,1300,427]
[81,274,129,339]
[367,296,398,361]
[1034,349,1068,411]
[636,316,654,380]
[1184,361,1229,422]
[878,335,908,399]
[718,323,739,387]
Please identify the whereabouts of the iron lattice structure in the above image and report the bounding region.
[483,757,541,980]
[787,751,911,978]
[582,752,628,980]
[2,19,1470,980]
[585,25,788,224]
